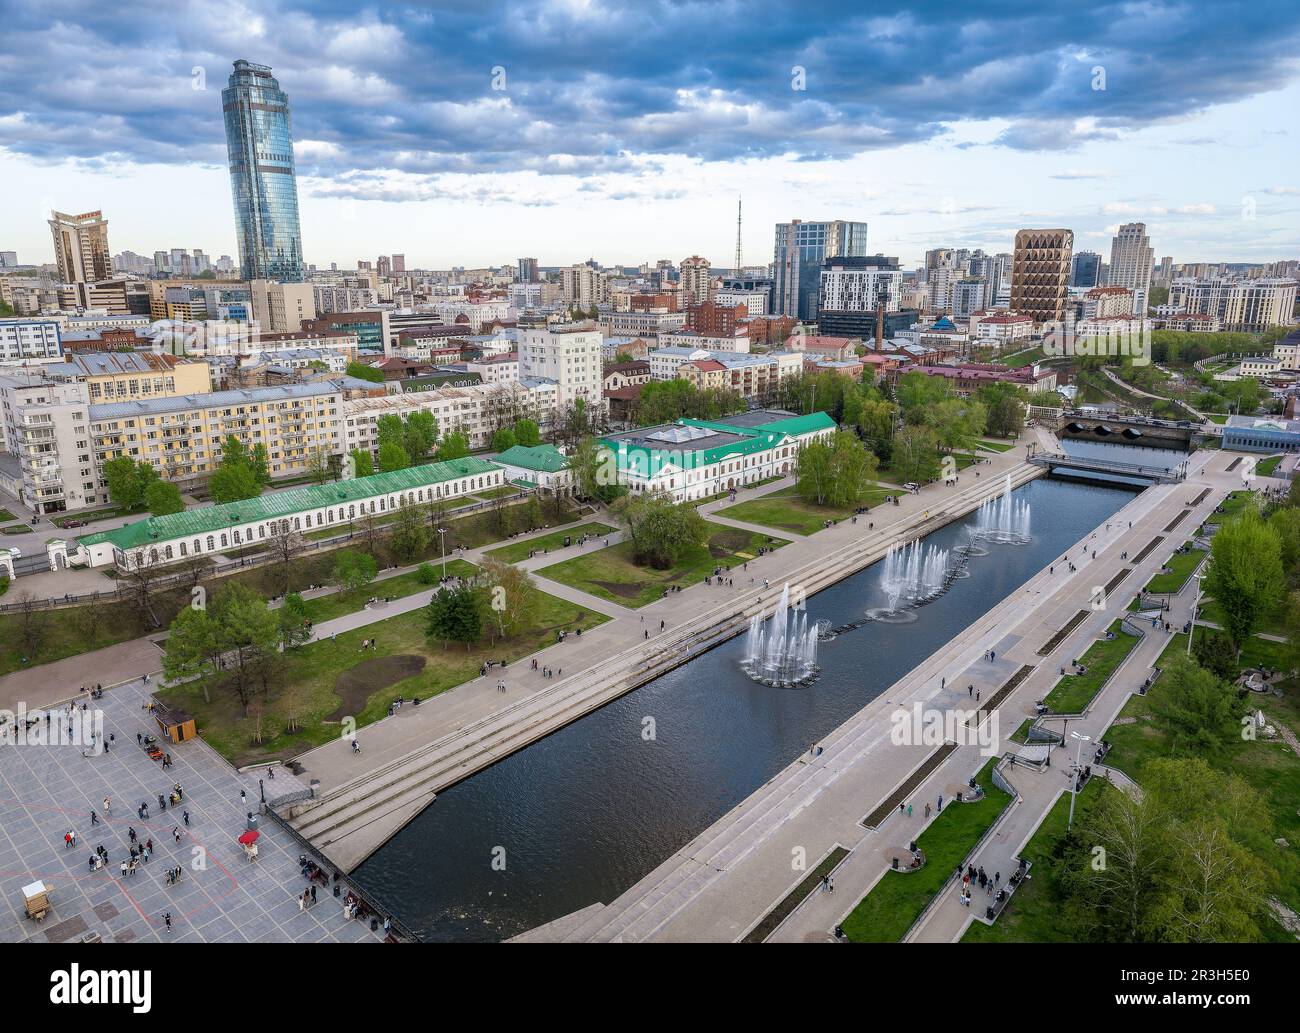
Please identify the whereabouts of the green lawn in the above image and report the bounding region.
[1041,619,1141,714]
[537,522,788,608]
[842,758,1012,942]
[1142,541,1204,594]
[1104,670,1300,910]
[51,504,145,528]
[0,524,31,535]
[473,485,523,501]
[978,439,1016,453]
[485,522,617,564]
[1255,455,1283,477]
[961,780,1108,943]
[0,508,14,522]
[158,583,607,767]
[1204,413,1230,425]
[1198,597,1288,641]
[298,559,478,624]
[716,485,892,536]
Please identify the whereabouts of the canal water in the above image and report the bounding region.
[354,477,1136,941]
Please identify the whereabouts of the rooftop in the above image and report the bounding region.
[494,444,569,473]
[78,457,501,552]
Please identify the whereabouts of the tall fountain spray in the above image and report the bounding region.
[879,540,951,611]
[972,474,1032,545]
[740,583,820,687]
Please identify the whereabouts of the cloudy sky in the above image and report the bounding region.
[1,0,1298,270]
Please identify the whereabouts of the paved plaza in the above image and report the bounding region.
[0,679,382,943]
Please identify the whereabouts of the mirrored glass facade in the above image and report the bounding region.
[222,60,304,282]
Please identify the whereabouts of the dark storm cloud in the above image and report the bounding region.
[1,0,1297,200]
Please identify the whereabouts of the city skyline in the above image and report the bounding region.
[1,1,1298,268]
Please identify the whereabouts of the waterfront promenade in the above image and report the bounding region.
[517,444,1237,941]
[284,435,1045,871]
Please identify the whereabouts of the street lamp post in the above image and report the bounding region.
[438,527,448,579]
[1067,731,1092,831]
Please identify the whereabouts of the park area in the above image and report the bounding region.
[841,758,1011,942]
[485,521,616,563]
[715,484,895,536]
[1142,541,1205,595]
[1040,619,1141,714]
[157,581,607,767]
[537,521,788,608]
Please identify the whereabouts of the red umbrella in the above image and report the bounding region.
[237,829,260,845]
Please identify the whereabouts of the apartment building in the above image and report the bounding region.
[0,318,63,364]
[0,373,95,513]
[1167,277,1297,333]
[249,279,317,333]
[519,322,603,410]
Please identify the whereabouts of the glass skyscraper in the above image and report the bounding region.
[773,219,869,320]
[222,60,304,282]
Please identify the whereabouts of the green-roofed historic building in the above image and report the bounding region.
[493,444,572,491]
[76,456,503,570]
[598,409,835,502]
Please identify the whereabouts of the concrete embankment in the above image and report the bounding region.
[284,463,1045,874]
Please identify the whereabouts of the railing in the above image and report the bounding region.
[1030,451,1184,482]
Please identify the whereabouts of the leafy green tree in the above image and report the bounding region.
[894,371,952,421]
[332,549,378,595]
[478,558,542,641]
[795,430,879,508]
[348,448,374,479]
[1203,509,1285,649]
[404,410,437,462]
[306,447,331,485]
[416,562,439,585]
[277,592,314,650]
[890,425,941,484]
[436,430,469,462]
[103,456,159,510]
[1192,631,1239,682]
[144,480,184,517]
[923,397,987,453]
[491,427,517,452]
[514,418,541,447]
[609,490,709,569]
[378,441,410,472]
[208,462,261,504]
[570,435,623,502]
[389,501,431,562]
[162,583,281,712]
[1148,654,1246,755]
[426,582,482,650]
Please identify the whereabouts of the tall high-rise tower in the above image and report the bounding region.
[773,219,869,320]
[222,60,304,282]
[1010,229,1074,324]
[48,210,112,283]
[1108,222,1154,315]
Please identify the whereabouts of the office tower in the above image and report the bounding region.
[249,279,316,333]
[1108,223,1154,315]
[48,210,113,283]
[1071,251,1101,288]
[1010,229,1074,324]
[392,254,406,274]
[679,255,712,306]
[377,255,391,277]
[0,252,18,268]
[773,219,869,320]
[517,257,539,283]
[222,59,304,282]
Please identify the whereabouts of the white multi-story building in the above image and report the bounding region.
[679,256,712,306]
[969,311,1034,344]
[1082,286,1136,320]
[250,280,317,333]
[712,287,768,316]
[313,284,377,313]
[0,373,95,513]
[559,265,610,310]
[519,323,603,410]
[1168,278,1297,333]
[1107,223,1154,316]
[819,262,903,314]
[660,328,751,353]
[434,300,510,332]
[0,318,63,364]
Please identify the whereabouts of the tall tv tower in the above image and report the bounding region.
[733,196,743,273]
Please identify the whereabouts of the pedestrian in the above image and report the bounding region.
[164,912,172,932]
[906,803,913,818]
[925,803,931,818]
[103,796,110,815]
[90,810,98,825]
[311,884,317,905]
[182,811,190,827]
[937,794,943,811]
[239,789,246,806]
[352,739,361,755]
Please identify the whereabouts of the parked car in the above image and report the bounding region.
[61,520,86,528]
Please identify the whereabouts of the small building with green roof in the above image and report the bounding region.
[493,444,572,491]
[77,456,503,570]
[598,409,835,502]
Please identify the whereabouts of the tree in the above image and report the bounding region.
[348,448,374,479]
[923,397,987,453]
[266,521,306,595]
[1191,630,1239,682]
[103,456,159,510]
[571,436,623,503]
[894,371,952,421]
[609,490,709,569]
[795,430,879,508]
[436,430,469,462]
[389,500,431,562]
[1147,654,1245,755]
[514,418,541,447]
[1202,509,1285,649]
[208,462,262,504]
[15,592,47,660]
[426,582,482,650]
[478,559,542,641]
[491,427,517,453]
[121,557,166,630]
[404,410,437,463]
[378,441,410,473]
[277,592,314,650]
[144,480,184,517]
[306,447,331,485]
[890,425,941,484]
[332,549,378,596]
[163,583,281,712]
[250,443,271,488]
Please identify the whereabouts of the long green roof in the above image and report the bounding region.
[749,411,836,437]
[494,444,569,473]
[78,456,500,552]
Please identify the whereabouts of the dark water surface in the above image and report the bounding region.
[355,478,1135,941]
